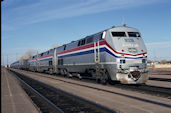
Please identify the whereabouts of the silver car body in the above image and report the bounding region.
[11,25,148,84]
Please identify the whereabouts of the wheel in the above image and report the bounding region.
[101,77,107,85]
[49,68,53,75]
[100,71,109,85]
[67,72,72,78]
[77,73,82,80]
[60,69,64,75]
[96,78,101,83]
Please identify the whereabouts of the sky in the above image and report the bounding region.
[1,0,171,66]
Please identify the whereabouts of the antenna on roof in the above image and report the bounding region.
[122,16,126,27]
[122,22,126,26]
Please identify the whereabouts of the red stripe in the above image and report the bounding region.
[58,43,95,55]
[57,40,146,56]
[30,54,53,61]
[104,41,147,56]
[38,54,53,60]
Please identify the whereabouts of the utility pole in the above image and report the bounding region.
[153,49,157,62]
[16,53,18,60]
[7,55,8,67]
[3,55,5,66]
[36,50,39,71]
[2,55,4,66]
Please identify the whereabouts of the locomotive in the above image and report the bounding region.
[11,24,148,84]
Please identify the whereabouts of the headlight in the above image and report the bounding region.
[120,59,126,64]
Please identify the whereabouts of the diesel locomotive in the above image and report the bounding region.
[11,24,148,84]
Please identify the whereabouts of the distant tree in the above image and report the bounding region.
[167,60,171,64]
[160,60,167,64]
[147,60,152,63]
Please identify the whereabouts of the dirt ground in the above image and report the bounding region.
[147,67,171,88]
[148,67,171,77]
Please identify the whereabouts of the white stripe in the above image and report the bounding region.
[58,45,107,57]
[63,60,147,66]
[63,63,95,66]
[4,69,17,113]
[100,62,117,64]
[58,47,94,56]
[58,44,146,58]
[105,45,146,58]
[38,56,53,61]
[63,62,118,66]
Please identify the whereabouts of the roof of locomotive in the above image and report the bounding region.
[108,25,140,32]
[53,24,140,49]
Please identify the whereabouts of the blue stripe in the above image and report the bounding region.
[58,47,146,59]
[101,48,146,59]
[101,48,120,58]
[39,58,52,61]
[59,50,94,58]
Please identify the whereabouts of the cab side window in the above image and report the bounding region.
[78,39,86,46]
[86,37,93,44]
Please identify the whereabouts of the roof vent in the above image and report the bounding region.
[122,22,126,27]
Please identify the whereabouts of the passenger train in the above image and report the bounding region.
[10,24,148,84]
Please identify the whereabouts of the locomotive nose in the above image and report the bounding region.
[128,71,141,81]
[128,67,141,81]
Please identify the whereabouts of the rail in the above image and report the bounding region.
[9,69,118,113]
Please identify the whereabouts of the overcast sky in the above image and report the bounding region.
[2,0,171,65]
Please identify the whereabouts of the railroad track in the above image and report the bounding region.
[149,77,171,82]
[9,69,117,113]
[10,69,171,99]
[112,83,171,99]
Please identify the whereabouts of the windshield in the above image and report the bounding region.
[111,32,126,37]
[128,32,141,37]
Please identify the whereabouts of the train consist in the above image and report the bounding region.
[11,24,148,84]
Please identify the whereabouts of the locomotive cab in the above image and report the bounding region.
[104,25,148,84]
